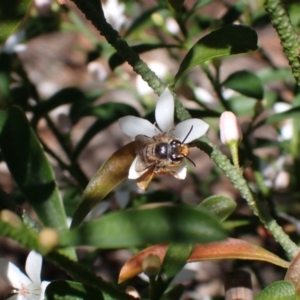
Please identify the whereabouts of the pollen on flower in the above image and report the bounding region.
[24,283,42,299]
[19,283,27,295]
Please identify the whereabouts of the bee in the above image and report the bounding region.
[134,127,195,190]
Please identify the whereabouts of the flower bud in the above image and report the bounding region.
[0,209,22,228]
[141,254,161,277]
[38,227,59,252]
[220,111,243,144]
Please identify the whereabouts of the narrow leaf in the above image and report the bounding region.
[168,0,184,12]
[71,142,136,227]
[31,88,85,121]
[118,238,289,283]
[109,43,181,70]
[65,206,227,248]
[199,195,237,222]
[222,70,264,100]
[151,243,194,299]
[0,0,31,43]
[265,106,300,124]
[0,107,68,232]
[172,24,258,85]
[73,103,139,159]
[124,6,160,37]
[45,280,104,300]
[255,281,296,300]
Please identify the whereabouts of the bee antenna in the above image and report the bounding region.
[184,155,196,167]
[181,125,193,144]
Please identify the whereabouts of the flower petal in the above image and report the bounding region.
[119,116,158,138]
[155,88,175,132]
[25,251,42,284]
[172,161,187,179]
[175,119,209,143]
[40,281,50,300]
[0,259,31,288]
[128,156,148,179]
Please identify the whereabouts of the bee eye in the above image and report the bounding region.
[170,140,181,148]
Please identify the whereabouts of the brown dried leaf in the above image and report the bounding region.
[118,238,290,283]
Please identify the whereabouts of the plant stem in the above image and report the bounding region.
[201,135,298,260]
[175,100,299,260]
[70,0,166,95]
[264,0,300,88]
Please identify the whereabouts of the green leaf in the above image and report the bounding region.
[222,70,264,100]
[162,244,193,280]
[45,255,134,300]
[152,243,194,299]
[168,0,184,12]
[31,88,85,122]
[124,6,161,37]
[255,281,297,300]
[45,280,107,300]
[0,218,40,250]
[265,106,300,124]
[172,24,258,85]
[161,284,185,300]
[228,95,257,116]
[0,0,31,43]
[109,43,181,70]
[199,195,237,222]
[64,206,227,248]
[186,0,213,19]
[0,107,68,232]
[220,0,247,25]
[71,142,136,227]
[72,103,139,159]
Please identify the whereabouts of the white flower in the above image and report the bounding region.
[102,0,127,31]
[2,30,27,54]
[273,102,293,141]
[87,61,108,82]
[136,61,168,96]
[118,88,209,180]
[34,0,52,16]
[0,251,49,300]
[165,17,180,35]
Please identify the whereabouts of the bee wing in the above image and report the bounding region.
[135,155,155,172]
[136,165,156,191]
[135,135,156,172]
[135,135,154,149]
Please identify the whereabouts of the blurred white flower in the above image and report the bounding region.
[119,87,209,180]
[194,87,216,104]
[135,61,168,96]
[2,30,27,54]
[34,0,52,15]
[261,155,290,190]
[165,17,180,35]
[219,111,243,144]
[273,102,293,141]
[0,251,49,300]
[273,102,291,113]
[102,0,127,31]
[84,201,111,221]
[87,61,108,82]
[274,170,290,191]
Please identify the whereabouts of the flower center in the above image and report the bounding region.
[19,282,42,300]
